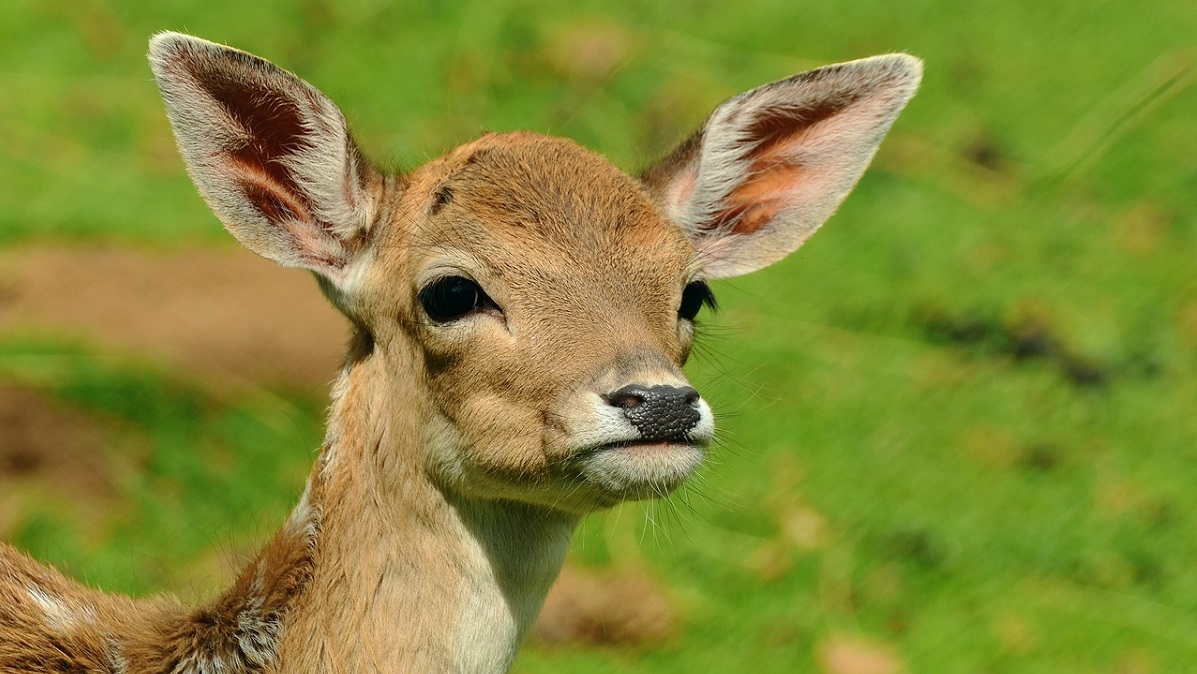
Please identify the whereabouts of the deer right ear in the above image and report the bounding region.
[642,55,921,279]
[148,32,381,291]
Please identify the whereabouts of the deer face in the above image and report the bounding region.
[354,133,711,510]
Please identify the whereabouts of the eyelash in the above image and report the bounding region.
[679,280,717,321]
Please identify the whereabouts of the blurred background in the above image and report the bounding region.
[1,1,1195,672]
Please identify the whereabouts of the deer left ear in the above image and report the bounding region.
[642,54,922,279]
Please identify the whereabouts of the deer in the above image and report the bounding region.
[0,32,920,673]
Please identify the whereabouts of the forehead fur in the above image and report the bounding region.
[421,132,694,267]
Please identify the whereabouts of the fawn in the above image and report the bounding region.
[0,32,920,673]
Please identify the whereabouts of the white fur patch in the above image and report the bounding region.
[104,640,130,674]
[448,503,573,673]
[27,585,77,630]
[234,564,283,669]
[171,651,235,674]
[285,478,321,543]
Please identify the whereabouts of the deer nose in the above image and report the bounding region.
[605,384,702,441]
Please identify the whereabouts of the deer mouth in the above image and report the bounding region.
[554,388,715,502]
[599,437,701,451]
[574,438,706,500]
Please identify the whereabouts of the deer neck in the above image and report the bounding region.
[273,334,577,673]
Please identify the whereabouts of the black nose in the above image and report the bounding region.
[606,384,701,441]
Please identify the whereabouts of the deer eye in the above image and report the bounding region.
[679,280,717,321]
[419,276,495,322]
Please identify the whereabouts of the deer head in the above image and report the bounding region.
[149,33,920,516]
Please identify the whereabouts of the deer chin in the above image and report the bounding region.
[573,439,706,502]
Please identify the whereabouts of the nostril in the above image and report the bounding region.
[679,386,700,406]
[606,384,649,410]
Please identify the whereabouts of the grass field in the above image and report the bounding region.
[2,1,1196,671]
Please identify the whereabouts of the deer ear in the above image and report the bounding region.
[642,54,922,279]
[148,32,380,290]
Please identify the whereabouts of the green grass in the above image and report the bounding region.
[2,0,1196,671]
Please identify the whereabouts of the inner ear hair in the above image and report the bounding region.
[642,54,922,279]
[149,32,380,285]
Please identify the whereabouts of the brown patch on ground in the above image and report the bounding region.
[992,614,1037,655]
[749,454,830,581]
[528,563,676,648]
[0,245,346,390]
[818,634,905,674]
[958,425,1021,469]
[544,20,634,81]
[1178,299,1197,350]
[1111,201,1173,256]
[0,385,123,534]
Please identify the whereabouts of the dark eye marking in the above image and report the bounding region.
[430,185,454,215]
[679,280,717,321]
[418,276,499,323]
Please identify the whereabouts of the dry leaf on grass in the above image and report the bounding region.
[529,563,675,648]
[818,633,905,674]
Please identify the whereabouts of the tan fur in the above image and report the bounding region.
[0,33,919,673]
